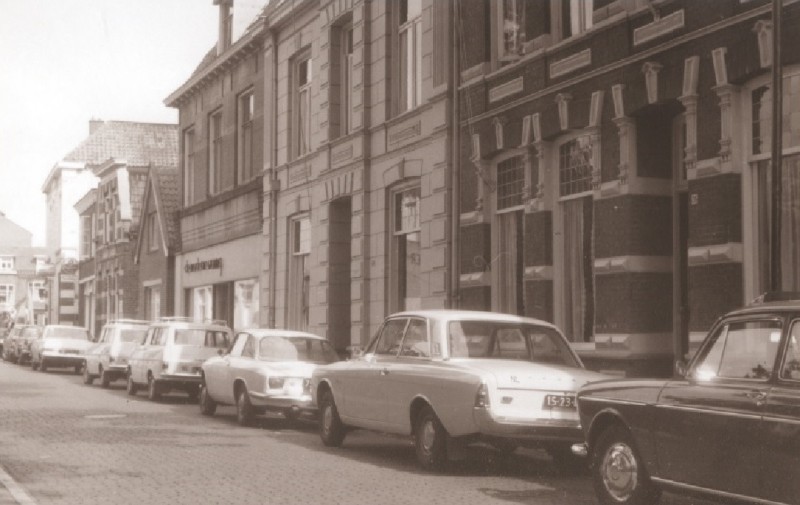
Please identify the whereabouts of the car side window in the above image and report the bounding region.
[241,336,256,358]
[693,320,782,381]
[374,319,408,356]
[157,328,169,346]
[229,333,248,357]
[143,328,155,345]
[780,321,800,381]
[399,318,429,357]
[205,331,230,349]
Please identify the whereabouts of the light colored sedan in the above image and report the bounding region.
[311,309,610,471]
[30,325,92,373]
[83,319,149,388]
[200,329,340,426]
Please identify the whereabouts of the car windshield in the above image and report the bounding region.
[448,321,579,367]
[119,328,148,343]
[49,327,89,340]
[257,336,339,364]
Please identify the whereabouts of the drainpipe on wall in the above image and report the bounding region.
[268,27,279,328]
[769,0,783,292]
[448,0,461,309]
[360,0,373,346]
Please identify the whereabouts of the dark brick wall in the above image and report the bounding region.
[524,211,552,267]
[688,173,741,247]
[688,262,743,332]
[459,286,491,311]
[524,280,553,322]
[595,195,672,258]
[595,272,673,334]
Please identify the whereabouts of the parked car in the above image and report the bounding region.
[576,297,800,505]
[30,325,92,373]
[0,326,8,354]
[83,319,150,388]
[200,329,340,425]
[3,325,43,364]
[310,309,609,471]
[127,318,232,401]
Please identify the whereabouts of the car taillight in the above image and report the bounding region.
[268,377,284,389]
[474,383,490,408]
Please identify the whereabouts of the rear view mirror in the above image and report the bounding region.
[674,359,688,378]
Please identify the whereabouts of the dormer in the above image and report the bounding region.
[214,0,233,55]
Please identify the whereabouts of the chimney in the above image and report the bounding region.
[89,118,103,134]
[215,0,233,55]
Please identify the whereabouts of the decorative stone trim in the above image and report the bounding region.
[492,116,507,150]
[642,61,662,104]
[549,49,591,79]
[555,93,572,131]
[387,120,422,148]
[711,47,728,86]
[633,9,685,46]
[753,20,773,68]
[611,84,625,119]
[688,157,722,179]
[687,243,743,265]
[459,210,485,226]
[713,83,740,167]
[324,171,356,202]
[331,142,354,165]
[461,62,491,85]
[488,77,524,103]
[679,56,700,176]
[599,176,670,198]
[594,255,672,274]
[523,265,552,281]
[459,271,491,287]
[589,91,604,128]
[520,115,532,147]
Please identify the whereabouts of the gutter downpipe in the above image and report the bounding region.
[268,26,279,328]
[448,0,461,309]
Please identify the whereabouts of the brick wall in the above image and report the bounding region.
[595,272,673,334]
[524,280,552,322]
[688,173,741,248]
[595,195,672,258]
[689,262,743,331]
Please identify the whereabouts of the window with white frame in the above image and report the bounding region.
[234,278,259,331]
[559,136,594,197]
[0,284,14,306]
[184,127,196,205]
[341,24,354,135]
[145,284,161,320]
[0,256,14,272]
[288,216,311,329]
[81,215,93,259]
[564,0,593,38]
[293,54,313,159]
[391,185,421,312]
[499,0,526,60]
[192,285,213,322]
[209,110,223,195]
[237,90,255,184]
[398,0,422,113]
[31,280,46,302]
[746,67,800,295]
[497,156,526,210]
[493,155,525,315]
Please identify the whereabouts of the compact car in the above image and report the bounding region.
[311,309,609,471]
[576,297,800,505]
[127,318,232,401]
[2,325,41,363]
[200,329,340,425]
[30,325,92,372]
[83,319,150,387]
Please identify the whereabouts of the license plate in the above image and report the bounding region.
[543,394,576,409]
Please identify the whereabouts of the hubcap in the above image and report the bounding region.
[601,442,639,501]
[420,419,436,453]
[322,405,332,434]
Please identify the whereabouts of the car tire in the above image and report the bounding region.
[147,375,161,402]
[547,443,588,475]
[592,425,661,505]
[236,387,255,427]
[199,384,216,416]
[82,363,94,385]
[31,359,39,371]
[100,367,111,388]
[414,405,448,472]
[126,374,138,396]
[318,390,346,447]
[186,385,200,402]
[74,364,82,375]
[39,359,47,372]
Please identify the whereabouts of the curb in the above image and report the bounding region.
[0,464,35,505]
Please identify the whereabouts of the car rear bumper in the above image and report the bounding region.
[473,408,583,443]
[155,373,202,386]
[249,392,313,410]
[40,352,83,367]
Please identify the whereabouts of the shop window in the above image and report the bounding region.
[497,156,526,210]
[391,185,421,312]
[209,110,223,195]
[397,0,422,114]
[493,155,525,315]
[192,285,213,322]
[288,216,311,330]
[234,278,259,331]
[184,127,196,205]
[292,53,313,159]
[237,90,255,184]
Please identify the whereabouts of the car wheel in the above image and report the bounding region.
[31,359,39,371]
[592,425,661,505]
[236,387,255,427]
[100,367,111,388]
[126,374,138,396]
[199,384,216,416]
[414,405,448,471]
[319,390,346,447]
[74,364,82,375]
[186,385,200,402]
[82,363,94,385]
[39,359,47,372]
[547,443,588,475]
[147,375,161,401]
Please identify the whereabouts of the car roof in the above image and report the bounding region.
[150,322,231,331]
[241,328,324,340]
[45,325,88,330]
[388,309,559,329]
[725,299,800,317]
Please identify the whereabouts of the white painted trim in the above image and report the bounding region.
[687,243,743,265]
[524,265,553,281]
[459,271,490,287]
[594,255,672,274]
[488,77,524,103]
[549,48,592,79]
[142,279,162,288]
[633,9,685,46]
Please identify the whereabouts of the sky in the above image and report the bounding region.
[0,0,220,246]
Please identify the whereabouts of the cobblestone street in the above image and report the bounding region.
[0,361,722,505]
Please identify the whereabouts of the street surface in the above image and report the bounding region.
[0,361,718,505]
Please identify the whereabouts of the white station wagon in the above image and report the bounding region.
[311,310,609,471]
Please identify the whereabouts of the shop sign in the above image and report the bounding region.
[184,257,223,274]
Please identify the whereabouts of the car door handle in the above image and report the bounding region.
[380,368,389,376]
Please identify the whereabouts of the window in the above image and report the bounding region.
[392,186,421,312]
[184,128,196,205]
[242,335,256,358]
[0,256,14,272]
[782,321,800,381]
[234,278,259,331]
[399,318,429,357]
[31,280,46,302]
[145,285,161,320]
[191,285,213,322]
[500,0,525,59]
[564,0,593,38]
[209,110,223,195]
[237,90,255,183]
[341,24,354,135]
[373,318,408,356]
[693,320,782,381]
[559,137,594,197]
[398,0,422,113]
[0,285,14,306]
[80,216,93,259]
[497,156,525,210]
[148,212,159,252]
[288,216,311,330]
[293,54,313,158]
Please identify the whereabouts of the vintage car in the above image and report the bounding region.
[200,329,340,425]
[576,297,800,505]
[83,319,150,387]
[127,318,232,401]
[311,309,609,471]
[2,325,42,363]
[30,325,92,372]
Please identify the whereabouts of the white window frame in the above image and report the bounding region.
[341,24,354,135]
[390,183,422,312]
[498,0,526,61]
[184,127,196,205]
[192,285,213,322]
[287,215,311,330]
[209,110,223,195]
[234,278,259,331]
[0,284,14,306]
[0,256,14,272]
[292,53,313,159]
[237,89,255,184]
[398,0,422,114]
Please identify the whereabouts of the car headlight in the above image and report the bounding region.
[268,377,284,390]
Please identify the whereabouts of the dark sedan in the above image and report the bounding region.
[576,298,800,505]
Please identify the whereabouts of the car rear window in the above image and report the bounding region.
[448,321,579,367]
[173,329,230,348]
[119,328,148,343]
[258,336,339,364]
[50,327,89,340]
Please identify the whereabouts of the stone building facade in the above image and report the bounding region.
[455,0,800,375]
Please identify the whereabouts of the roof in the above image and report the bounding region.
[134,166,181,262]
[63,121,178,169]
